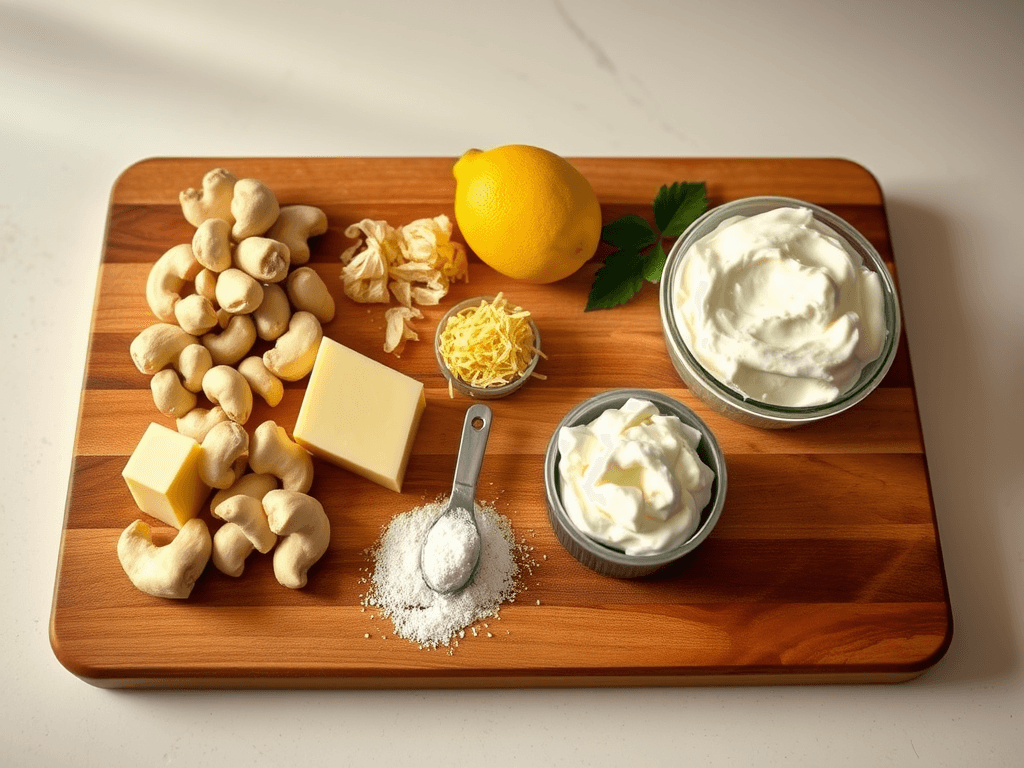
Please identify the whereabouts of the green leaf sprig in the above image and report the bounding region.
[585,181,708,311]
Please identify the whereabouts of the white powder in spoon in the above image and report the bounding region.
[421,507,480,593]
[364,496,523,649]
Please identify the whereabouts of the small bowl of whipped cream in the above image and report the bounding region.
[660,196,902,428]
[543,389,727,578]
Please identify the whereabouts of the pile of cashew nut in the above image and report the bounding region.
[119,419,331,596]
[119,168,335,598]
[205,419,329,590]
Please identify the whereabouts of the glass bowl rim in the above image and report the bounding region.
[658,195,902,424]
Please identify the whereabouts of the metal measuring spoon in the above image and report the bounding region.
[419,404,492,595]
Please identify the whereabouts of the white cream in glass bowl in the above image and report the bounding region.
[660,197,901,428]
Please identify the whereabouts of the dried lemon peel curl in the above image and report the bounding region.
[339,215,469,356]
[384,306,423,357]
[438,293,547,396]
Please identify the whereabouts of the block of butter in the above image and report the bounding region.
[294,337,425,492]
[121,422,211,528]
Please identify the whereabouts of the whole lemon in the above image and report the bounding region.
[452,145,602,284]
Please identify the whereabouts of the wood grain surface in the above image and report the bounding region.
[49,157,952,688]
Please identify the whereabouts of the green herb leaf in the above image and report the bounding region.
[585,248,646,312]
[601,215,657,251]
[585,179,709,311]
[654,181,708,238]
[641,241,668,283]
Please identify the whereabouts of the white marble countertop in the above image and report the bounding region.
[3,0,1022,764]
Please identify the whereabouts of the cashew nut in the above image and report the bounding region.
[177,343,213,393]
[286,267,335,324]
[230,179,279,241]
[238,356,284,407]
[173,293,219,336]
[130,323,198,375]
[248,420,313,493]
[263,311,323,381]
[211,494,278,577]
[234,236,290,283]
[265,205,327,266]
[181,168,237,228]
[215,494,277,551]
[151,369,197,418]
[210,524,255,579]
[176,406,229,442]
[117,518,212,599]
[214,267,264,315]
[263,489,330,589]
[209,473,277,577]
[201,365,253,424]
[191,217,233,273]
[209,472,278,511]
[199,420,249,489]
[146,244,203,322]
[202,313,256,366]
[194,268,218,304]
[252,283,291,341]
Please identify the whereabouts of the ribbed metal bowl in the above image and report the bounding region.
[543,388,727,578]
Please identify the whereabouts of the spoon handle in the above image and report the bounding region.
[449,404,492,514]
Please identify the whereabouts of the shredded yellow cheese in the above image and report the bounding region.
[438,293,546,395]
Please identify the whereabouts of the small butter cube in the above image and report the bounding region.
[294,337,425,492]
[122,423,210,528]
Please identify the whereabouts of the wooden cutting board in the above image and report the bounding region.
[49,157,952,688]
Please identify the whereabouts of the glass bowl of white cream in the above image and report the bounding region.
[660,196,901,428]
[543,389,727,578]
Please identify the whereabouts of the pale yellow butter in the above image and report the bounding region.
[121,422,210,528]
[294,337,425,492]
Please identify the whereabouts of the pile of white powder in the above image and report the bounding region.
[362,496,526,649]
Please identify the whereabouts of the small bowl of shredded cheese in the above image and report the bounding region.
[434,293,545,399]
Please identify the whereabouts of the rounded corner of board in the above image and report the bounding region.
[918,611,956,676]
[110,157,165,193]
[49,620,106,688]
[828,157,886,200]
[889,612,955,683]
